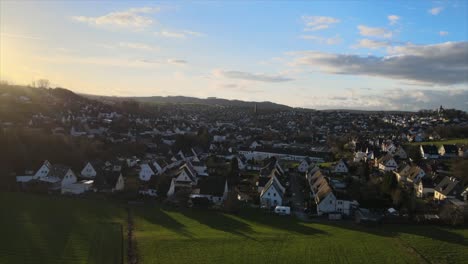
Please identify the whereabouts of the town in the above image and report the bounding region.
[2,83,467,227]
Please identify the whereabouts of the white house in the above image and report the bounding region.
[415,177,434,198]
[61,180,94,195]
[95,171,124,192]
[260,175,285,208]
[297,158,313,173]
[81,162,98,178]
[333,159,349,174]
[191,179,229,205]
[376,154,398,171]
[174,162,198,188]
[139,163,156,181]
[307,170,357,216]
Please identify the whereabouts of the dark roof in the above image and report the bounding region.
[47,165,72,179]
[434,177,460,196]
[95,171,122,190]
[421,145,438,155]
[198,178,226,196]
[442,144,458,154]
[257,177,270,188]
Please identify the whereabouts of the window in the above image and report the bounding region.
[330,200,333,204]
[274,193,276,197]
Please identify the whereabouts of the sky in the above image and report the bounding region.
[1,0,467,111]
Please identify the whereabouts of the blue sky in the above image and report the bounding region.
[1,1,467,110]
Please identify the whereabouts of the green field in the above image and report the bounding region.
[410,138,468,147]
[134,207,468,264]
[1,192,467,264]
[0,192,125,264]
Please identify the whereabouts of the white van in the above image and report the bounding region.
[274,206,291,216]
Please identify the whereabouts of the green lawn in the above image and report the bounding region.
[134,207,468,264]
[410,138,468,147]
[0,192,125,264]
[1,193,467,264]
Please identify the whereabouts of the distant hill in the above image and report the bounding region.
[91,95,292,110]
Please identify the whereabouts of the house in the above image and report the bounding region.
[94,171,124,192]
[61,180,94,195]
[139,163,156,181]
[29,161,78,190]
[376,154,398,171]
[434,177,462,201]
[438,144,459,158]
[191,178,229,205]
[415,177,434,198]
[174,162,198,187]
[306,170,357,216]
[297,157,313,173]
[396,165,425,184]
[333,159,349,174]
[420,145,439,159]
[80,162,99,178]
[393,146,408,159]
[260,175,285,208]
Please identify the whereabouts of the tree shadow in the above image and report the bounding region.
[315,220,467,247]
[171,207,257,240]
[236,209,327,236]
[135,206,193,238]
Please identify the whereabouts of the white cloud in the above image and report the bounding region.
[353,39,391,49]
[118,42,159,51]
[72,7,159,29]
[289,41,468,85]
[388,15,400,25]
[429,7,443,15]
[358,25,393,38]
[167,59,187,65]
[154,30,204,39]
[300,35,342,45]
[439,31,449,36]
[305,89,468,111]
[302,16,340,31]
[213,69,293,83]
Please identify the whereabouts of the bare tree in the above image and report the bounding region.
[36,79,50,88]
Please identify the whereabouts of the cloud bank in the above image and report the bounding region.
[291,41,468,85]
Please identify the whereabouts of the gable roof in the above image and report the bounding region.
[378,154,395,164]
[260,175,285,198]
[434,177,460,196]
[421,145,438,155]
[442,144,458,154]
[95,171,122,190]
[47,165,73,179]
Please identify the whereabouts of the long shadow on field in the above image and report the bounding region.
[137,207,193,238]
[175,208,256,239]
[238,209,327,236]
[315,221,467,247]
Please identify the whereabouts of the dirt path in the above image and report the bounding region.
[127,207,138,264]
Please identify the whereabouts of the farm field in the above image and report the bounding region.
[134,207,468,264]
[1,192,467,264]
[0,192,125,264]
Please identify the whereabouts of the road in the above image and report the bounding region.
[289,172,309,221]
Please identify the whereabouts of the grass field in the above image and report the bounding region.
[134,207,468,264]
[1,192,467,264]
[409,138,468,147]
[0,192,125,264]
